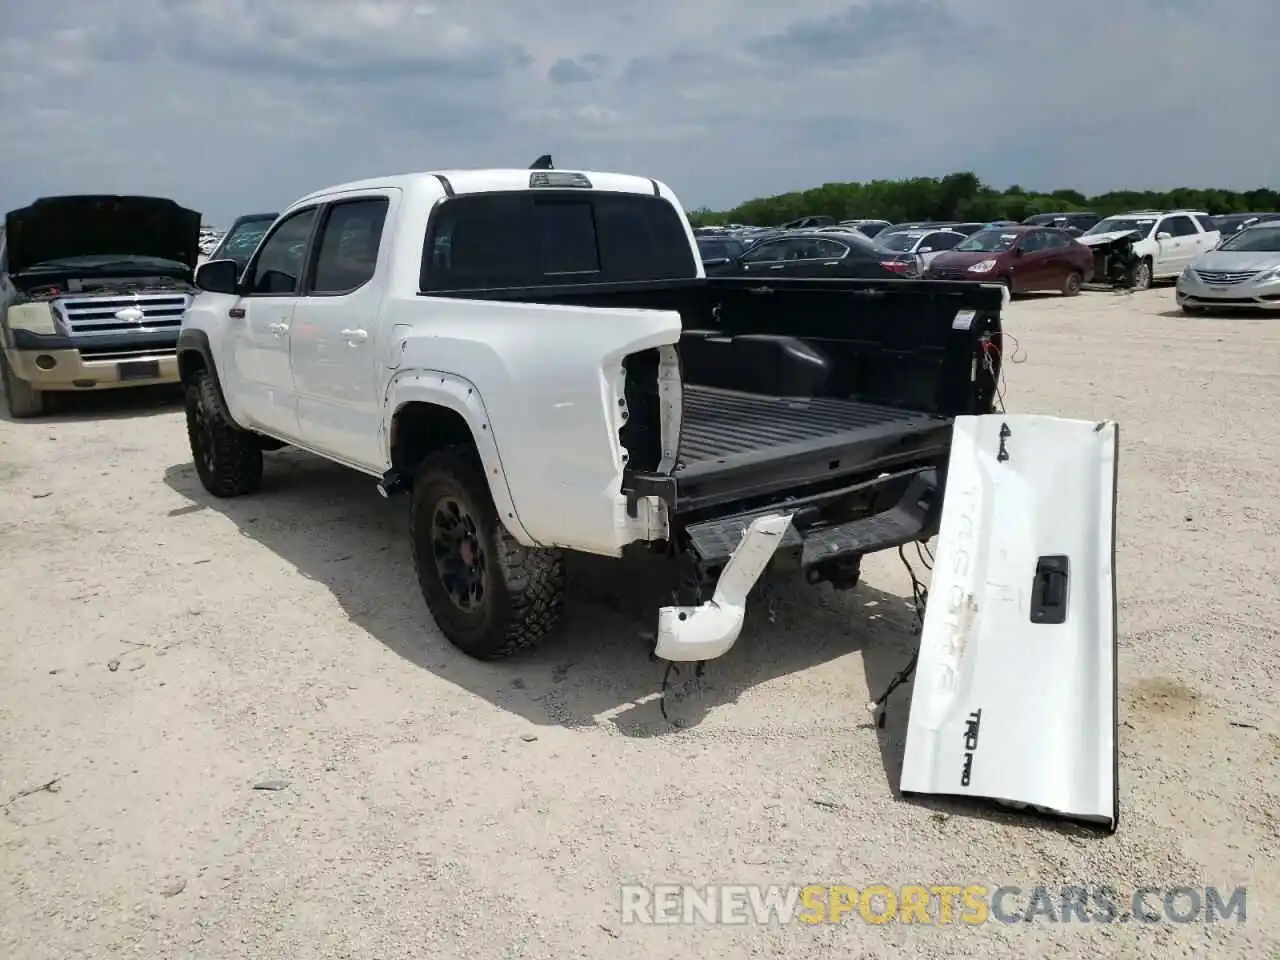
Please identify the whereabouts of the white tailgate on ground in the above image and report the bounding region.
[900,414,1119,831]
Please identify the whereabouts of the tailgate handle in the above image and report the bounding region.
[1030,554,1069,624]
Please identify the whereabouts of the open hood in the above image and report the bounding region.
[4,195,203,275]
[1077,230,1141,248]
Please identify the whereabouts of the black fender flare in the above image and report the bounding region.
[176,328,248,431]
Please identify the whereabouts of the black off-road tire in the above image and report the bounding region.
[0,351,44,419]
[185,370,263,497]
[410,447,565,660]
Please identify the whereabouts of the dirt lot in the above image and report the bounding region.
[1,287,1277,959]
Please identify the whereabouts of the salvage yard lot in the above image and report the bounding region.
[1,289,1277,959]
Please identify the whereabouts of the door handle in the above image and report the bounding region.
[769,264,785,270]
[1030,555,1070,625]
[341,328,368,345]
[229,307,245,320]
[268,322,289,336]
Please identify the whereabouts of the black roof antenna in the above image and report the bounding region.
[530,154,554,170]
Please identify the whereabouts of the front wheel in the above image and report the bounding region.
[185,370,263,497]
[0,351,44,418]
[410,448,565,659]
[1131,260,1152,291]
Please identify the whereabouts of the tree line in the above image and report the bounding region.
[686,172,1280,227]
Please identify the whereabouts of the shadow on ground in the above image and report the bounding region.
[1,383,184,424]
[1155,307,1273,320]
[163,449,1100,836]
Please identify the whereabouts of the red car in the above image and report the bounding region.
[924,225,1095,296]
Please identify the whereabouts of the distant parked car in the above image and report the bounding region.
[208,212,278,271]
[1175,221,1280,314]
[837,218,893,238]
[1023,212,1101,234]
[924,225,1094,296]
[873,227,967,273]
[696,234,747,274]
[1208,212,1280,240]
[779,215,836,230]
[723,230,897,278]
[1077,210,1219,289]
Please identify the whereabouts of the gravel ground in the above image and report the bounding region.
[1,287,1277,959]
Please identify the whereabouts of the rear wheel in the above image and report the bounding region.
[185,370,263,497]
[0,351,44,419]
[1061,270,1083,297]
[410,448,565,659]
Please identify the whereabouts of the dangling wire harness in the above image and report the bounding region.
[865,543,933,728]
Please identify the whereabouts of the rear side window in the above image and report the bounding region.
[421,191,697,291]
[310,197,389,294]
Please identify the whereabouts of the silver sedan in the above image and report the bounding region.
[1176,222,1280,313]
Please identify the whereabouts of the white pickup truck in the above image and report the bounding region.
[177,165,1121,829]
[179,166,1014,662]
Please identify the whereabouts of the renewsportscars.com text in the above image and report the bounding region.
[620,884,1247,926]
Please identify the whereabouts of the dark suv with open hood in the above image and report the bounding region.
[0,194,201,417]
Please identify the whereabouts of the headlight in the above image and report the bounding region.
[1253,266,1280,283]
[5,302,58,335]
[967,259,997,273]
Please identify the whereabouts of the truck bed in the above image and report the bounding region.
[670,384,953,517]
[677,385,936,468]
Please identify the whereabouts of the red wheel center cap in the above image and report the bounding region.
[460,540,474,566]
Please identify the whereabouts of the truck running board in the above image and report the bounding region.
[683,469,941,569]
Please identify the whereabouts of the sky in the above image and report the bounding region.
[2,0,1278,225]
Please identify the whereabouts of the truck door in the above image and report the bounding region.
[225,206,318,439]
[290,192,395,470]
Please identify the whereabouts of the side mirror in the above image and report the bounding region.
[918,246,933,254]
[195,258,241,294]
[1011,246,1024,257]
[1156,231,1172,240]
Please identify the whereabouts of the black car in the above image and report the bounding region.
[697,234,748,274]
[714,230,898,279]
[208,212,278,269]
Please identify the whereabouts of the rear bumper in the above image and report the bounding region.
[683,467,941,571]
[652,469,941,662]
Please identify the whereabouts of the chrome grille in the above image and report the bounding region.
[1194,270,1257,285]
[54,294,191,336]
[76,344,176,361]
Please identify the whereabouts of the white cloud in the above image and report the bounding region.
[1,0,1276,224]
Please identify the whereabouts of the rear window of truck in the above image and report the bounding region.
[420,191,698,291]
